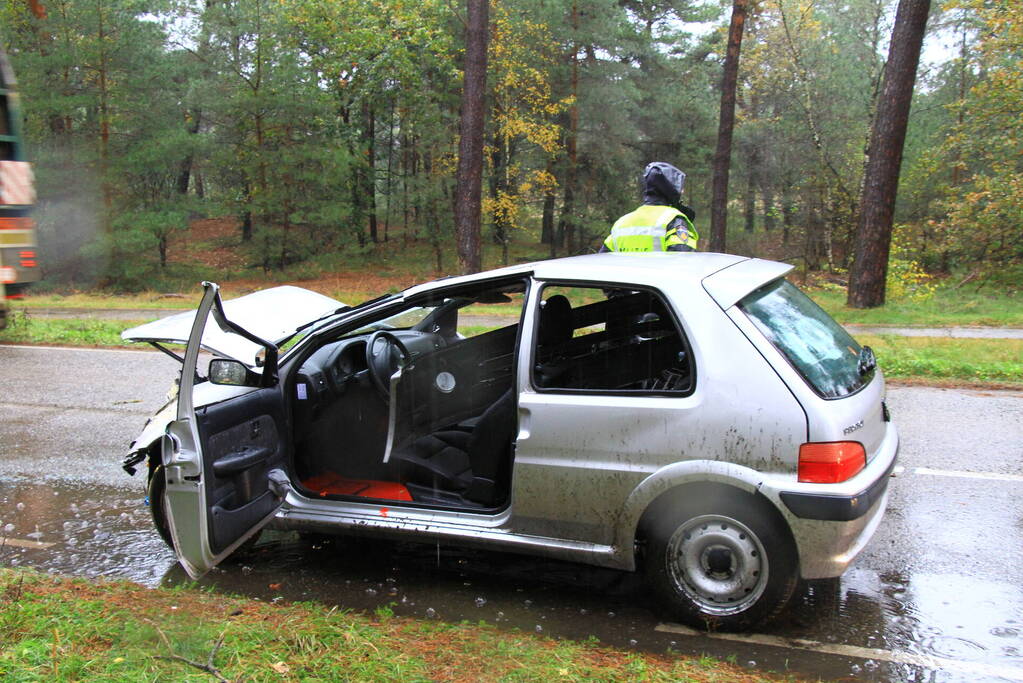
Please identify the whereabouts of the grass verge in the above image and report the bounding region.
[860,335,1023,387]
[13,292,197,310]
[0,568,800,682]
[0,313,145,347]
[809,287,1023,328]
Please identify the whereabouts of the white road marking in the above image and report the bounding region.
[655,623,1023,680]
[892,464,1018,480]
[0,537,56,550]
[913,467,1023,483]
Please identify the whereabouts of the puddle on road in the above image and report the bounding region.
[777,569,1023,680]
[0,481,175,584]
[2,480,1021,682]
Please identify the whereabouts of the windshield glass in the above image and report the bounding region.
[356,307,432,332]
[740,279,869,399]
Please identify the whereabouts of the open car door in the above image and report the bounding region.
[162,282,290,578]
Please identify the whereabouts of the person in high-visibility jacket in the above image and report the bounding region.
[601,162,699,252]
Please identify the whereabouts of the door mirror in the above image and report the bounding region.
[209,359,262,387]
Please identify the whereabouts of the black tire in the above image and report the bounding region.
[148,463,262,557]
[147,464,175,550]
[644,491,798,631]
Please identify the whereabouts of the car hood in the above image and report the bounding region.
[122,285,344,366]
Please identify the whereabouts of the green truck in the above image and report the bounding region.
[0,45,38,329]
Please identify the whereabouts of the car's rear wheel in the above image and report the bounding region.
[645,493,797,631]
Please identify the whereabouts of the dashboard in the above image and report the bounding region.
[294,330,449,404]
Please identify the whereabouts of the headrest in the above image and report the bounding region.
[538,294,574,346]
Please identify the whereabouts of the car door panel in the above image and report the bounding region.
[162,282,288,578]
[197,392,287,554]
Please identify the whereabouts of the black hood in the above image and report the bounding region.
[642,162,685,207]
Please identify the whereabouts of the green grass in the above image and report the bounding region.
[13,292,196,310]
[0,568,801,682]
[862,334,1023,385]
[0,312,147,347]
[809,286,1023,328]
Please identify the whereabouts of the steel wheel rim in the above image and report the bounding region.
[665,513,768,616]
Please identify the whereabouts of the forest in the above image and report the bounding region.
[0,0,1020,299]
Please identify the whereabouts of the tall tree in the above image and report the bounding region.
[847,0,930,308]
[453,0,489,274]
[709,0,749,253]
[931,1,1023,280]
[485,3,566,264]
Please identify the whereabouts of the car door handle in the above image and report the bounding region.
[517,406,530,440]
[212,446,272,477]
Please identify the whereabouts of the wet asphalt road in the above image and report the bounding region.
[1,344,1022,681]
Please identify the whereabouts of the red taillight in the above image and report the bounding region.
[0,217,33,230]
[798,442,866,483]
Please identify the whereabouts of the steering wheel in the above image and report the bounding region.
[365,330,411,399]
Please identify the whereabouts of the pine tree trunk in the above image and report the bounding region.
[805,201,826,271]
[559,0,579,255]
[401,131,410,243]
[782,196,794,244]
[847,0,930,308]
[365,103,378,244]
[383,97,396,243]
[743,145,758,233]
[762,183,776,232]
[241,181,253,242]
[488,138,504,246]
[177,110,202,195]
[709,0,748,253]
[97,1,112,236]
[541,159,556,246]
[453,0,489,274]
[177,156,193,196]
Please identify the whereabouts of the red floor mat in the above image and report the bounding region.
[301,472,413,501]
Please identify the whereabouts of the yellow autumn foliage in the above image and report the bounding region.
[940,0,1023,272]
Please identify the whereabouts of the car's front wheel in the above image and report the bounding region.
[147,464,175,550]
[644,493,798,631]
[147,463,262,556]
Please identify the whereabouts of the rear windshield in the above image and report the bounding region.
[740,279,869,399]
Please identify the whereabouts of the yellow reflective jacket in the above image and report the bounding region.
[603,204,699,252]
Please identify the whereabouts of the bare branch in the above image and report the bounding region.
[777,0,855,202]
[155,654,232,683]
[145,619,233,683]
[446,0,467,29]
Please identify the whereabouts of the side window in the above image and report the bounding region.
[454,290,525,339]
[532,285,693,394]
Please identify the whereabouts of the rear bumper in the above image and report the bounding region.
[761,421,899,579]
[779,455,897,521]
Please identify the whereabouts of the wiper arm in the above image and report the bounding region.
[858,345,877,376]
[294,305,353,334]
[292,292,403,337]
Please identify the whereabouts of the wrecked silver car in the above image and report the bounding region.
[123,253,897,630]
